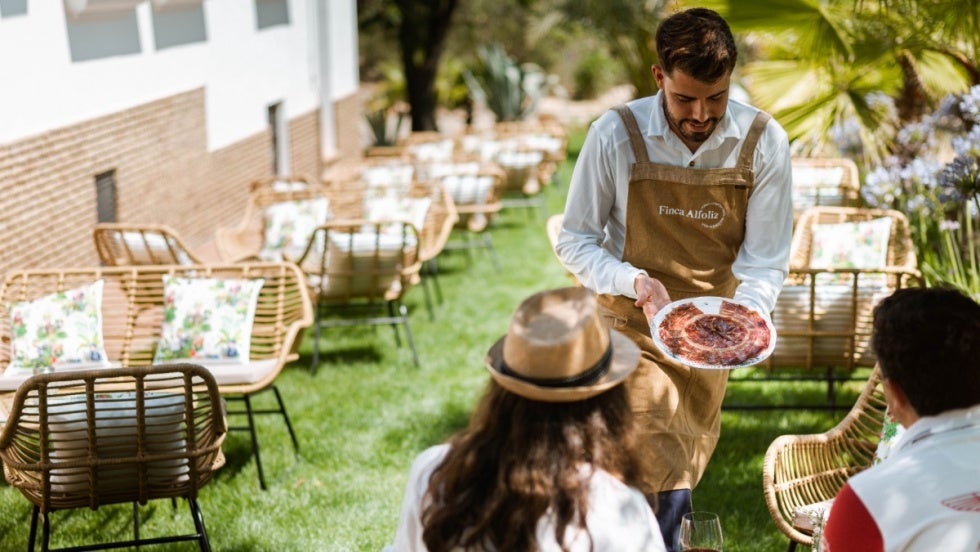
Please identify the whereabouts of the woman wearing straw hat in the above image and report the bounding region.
[390,287,666,551]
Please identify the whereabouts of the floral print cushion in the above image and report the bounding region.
[259,197,330,261]
[809,217,892,285]
[7,280,110,374]
[153,276,265,364]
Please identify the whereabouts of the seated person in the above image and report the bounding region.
[390,286,666,551]
[822,287,980,551]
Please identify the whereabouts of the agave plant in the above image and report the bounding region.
[463,43,546,122]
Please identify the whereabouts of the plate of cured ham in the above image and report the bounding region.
[651,297,776,370]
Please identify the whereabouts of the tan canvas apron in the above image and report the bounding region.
[598,105,770,493]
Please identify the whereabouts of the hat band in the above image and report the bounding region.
[500,344,613,388]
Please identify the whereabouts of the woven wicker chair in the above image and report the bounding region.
[429,163,505,272]
[0,364,226,552]
[410,180,459,318]
[753,206,922,408]
[790,157,861,222]
[763,365,888,551]
[0,262,313,490]
[213,175,328,262]
[93,223,203,266]
[294,220,423,371]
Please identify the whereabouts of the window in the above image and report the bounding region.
[95,170,117,223]
[267,102,291,176]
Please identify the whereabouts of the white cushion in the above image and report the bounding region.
[363,196,431,236]
[153,276,265,364]
[199,359,279,385]
[441,174,495,206]
[120,232,194,265]
[47,391,188,492]
[6,280,111,375]
[305,231,410,300]
[259,197,330,261]
[770,284,889,367]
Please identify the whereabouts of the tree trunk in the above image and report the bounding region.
[895,50,928,122]
[395,0,459,132]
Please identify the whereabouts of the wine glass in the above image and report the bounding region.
[678,511,724,552]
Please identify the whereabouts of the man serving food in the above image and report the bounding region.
[554,8,793,551]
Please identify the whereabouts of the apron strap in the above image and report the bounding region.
[613,105,650,164]
[736,111,771,171]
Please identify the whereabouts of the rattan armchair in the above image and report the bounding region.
[411,180,459,317]
[754,206,922,408]
[430,163,505,272]
[93,223,203,266]
[213,175,328,262]
[790,157,861,222]
[0,262,313,490]
[0,364,226,552]
[763,365,888,551]
[295,220,423,371]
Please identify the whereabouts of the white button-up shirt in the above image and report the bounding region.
[555,93,793,313]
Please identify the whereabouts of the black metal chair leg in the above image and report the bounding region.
[271,385,300,452]
[189,497,212,552]
[41,510,51,552]
[484,234,502,271]
[387,301,403,346]
[419,272,435,321]
[242,393,267,490]
[311,309,323,374]
[429,258,443,304]
[399,304,420,367]
[28,505,39,552]
[132,502,140,544]
[787,539,798,552]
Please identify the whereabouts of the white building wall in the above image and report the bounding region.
[0,0,359,151]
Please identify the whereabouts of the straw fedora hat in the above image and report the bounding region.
[485,286,641,402]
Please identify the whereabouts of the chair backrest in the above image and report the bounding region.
[789,206,918,272]
[213,176,329,262]
[295,220,423,304]
[764,206,922,371]
[763,365,888,545]
[0,262,313,394]
[409,181,459,264]
[0,363,226,513]
[791,157,861,219]
[93,223,202,266]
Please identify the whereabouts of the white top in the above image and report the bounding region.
[389,444,667,551]
[849,403,980,551]
[555,93,793,313]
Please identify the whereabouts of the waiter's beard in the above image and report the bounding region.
[664,106,719,145]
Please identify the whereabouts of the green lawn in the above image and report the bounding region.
[0,130,867,551]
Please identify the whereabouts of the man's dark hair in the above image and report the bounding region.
[872,287,980,416]
[655,7,737,83]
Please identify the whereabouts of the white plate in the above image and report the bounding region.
[650,296,776,370]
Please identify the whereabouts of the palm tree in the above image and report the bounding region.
[701,0,979,168]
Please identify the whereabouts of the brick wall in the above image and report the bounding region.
[0,88,342,276]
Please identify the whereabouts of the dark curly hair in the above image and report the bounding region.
[655,7,737,83]
[420,381,646,551]
[871,287,980,416]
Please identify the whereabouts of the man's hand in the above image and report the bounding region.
[634,274,671,325]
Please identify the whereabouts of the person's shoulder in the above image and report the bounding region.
[408,443,451,477]
[728,97,789,147]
